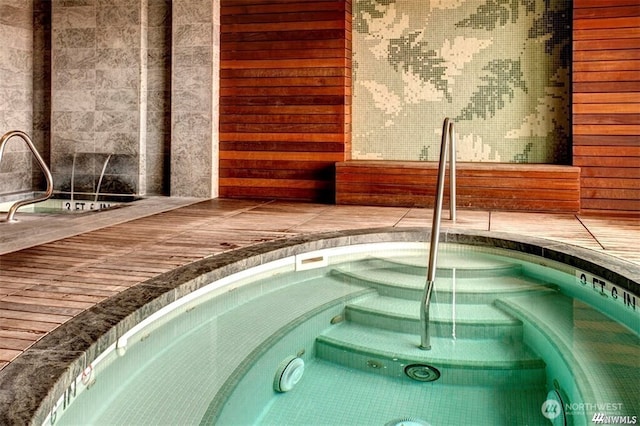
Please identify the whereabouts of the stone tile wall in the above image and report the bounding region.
[171,0,219,197]
[2,0,219,200]
[146,0,172,195]
[51,0,144,196]
[32,0,52,190]
[0,0,34,195]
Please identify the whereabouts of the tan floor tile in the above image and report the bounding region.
[489,212,602,250]
[292,205,412,233]
[397,208,490,230]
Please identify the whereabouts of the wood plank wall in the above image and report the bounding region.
[573,0,640,215]
[219,0,351,202]
[217,1,639,214]
[336,161,581,213]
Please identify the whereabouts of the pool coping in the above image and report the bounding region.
[0,227,637,425]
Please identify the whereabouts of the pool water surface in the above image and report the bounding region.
[48,241,639,426]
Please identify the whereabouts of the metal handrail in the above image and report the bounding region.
[420,118,456,350]
[0,130,54,222]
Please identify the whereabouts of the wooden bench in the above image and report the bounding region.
[336,161,581,213]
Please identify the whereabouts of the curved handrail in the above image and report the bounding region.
[0,130,54,222]
[420,118,456,350]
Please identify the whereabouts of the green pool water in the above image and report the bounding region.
[50,242,639,426]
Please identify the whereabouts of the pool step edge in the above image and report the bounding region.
[315,323,546,387]
[345,297,524,339]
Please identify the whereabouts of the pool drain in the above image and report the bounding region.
[384,417,431,426]
[404,364,440,382]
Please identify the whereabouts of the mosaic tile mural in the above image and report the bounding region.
[352,0,571,163]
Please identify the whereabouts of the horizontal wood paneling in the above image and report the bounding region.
[336,161,581,213]
[217,0,640,213]
[219,0,351,202]
[573,0,640,215]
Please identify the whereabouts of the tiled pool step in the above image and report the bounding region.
[317,260,553,388]
[331,264,553,303]
[258,359,548,426]
[346,296,524,339]
[496,292,640,420]
[315,323,546,387]
[359,254,524,277]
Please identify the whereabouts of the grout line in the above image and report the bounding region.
[576,214,606,250]
[222,199,275,217]
[393,207,413,227]
[284,204,337,233]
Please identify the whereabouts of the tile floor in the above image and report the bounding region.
[0,197,638,373]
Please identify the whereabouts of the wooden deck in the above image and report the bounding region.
[0,198,639,371]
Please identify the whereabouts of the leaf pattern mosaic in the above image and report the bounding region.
[352,0,571,163]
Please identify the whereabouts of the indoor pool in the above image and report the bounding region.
[40,230,638,426]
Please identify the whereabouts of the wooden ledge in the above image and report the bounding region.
[336,161,581,213]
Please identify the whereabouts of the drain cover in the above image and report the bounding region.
[384,417,431,426]
[404,364,440,382]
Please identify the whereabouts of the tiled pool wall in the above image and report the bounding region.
[0,227,636,425]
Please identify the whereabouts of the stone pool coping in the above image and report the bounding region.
[0,227,637,425]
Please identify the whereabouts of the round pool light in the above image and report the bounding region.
[273,356,305,392]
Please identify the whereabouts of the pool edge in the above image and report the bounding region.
[0,227,637,425]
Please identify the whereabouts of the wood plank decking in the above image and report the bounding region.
[1,198,638,371]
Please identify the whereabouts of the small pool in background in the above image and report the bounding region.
[38,230,638,426]
[0,194,139,215]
